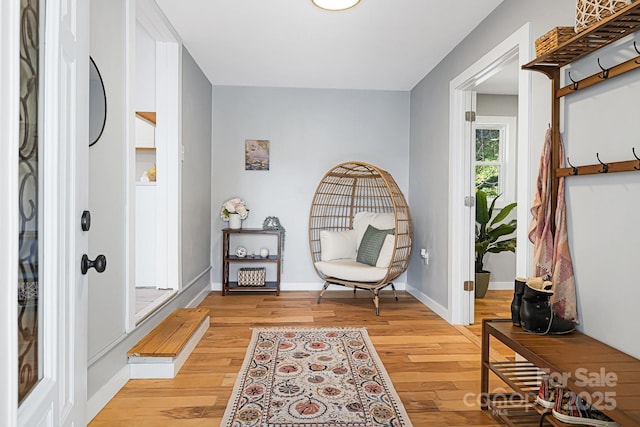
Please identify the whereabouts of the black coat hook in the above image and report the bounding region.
[566,157,579,175]
[596,152,609,173]
[633,147,640,170]
[597,58,609,79]
[634,41,640,64]
[568,72,579,91]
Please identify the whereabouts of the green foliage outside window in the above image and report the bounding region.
[476,165,499,198]
[475,128,500,197]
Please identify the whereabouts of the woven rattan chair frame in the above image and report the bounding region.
[309,161,412,315]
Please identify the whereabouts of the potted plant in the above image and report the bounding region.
[475,189,517,298]
[220,198,249,229]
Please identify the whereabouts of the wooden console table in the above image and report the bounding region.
[481,319,640,426]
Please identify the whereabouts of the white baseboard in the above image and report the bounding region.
[129,316,209,379]
[405,284,451,323]
[86,365,129,423]
[187,283,211,307]
[489,281,513,290]
[210,282,407,291]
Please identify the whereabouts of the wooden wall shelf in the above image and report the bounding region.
[135,111,156,126]
[523,2,640,72]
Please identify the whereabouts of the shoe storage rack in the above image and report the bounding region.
[522,2,640,232]
[481,319,640,426]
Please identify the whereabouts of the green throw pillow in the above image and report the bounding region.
[356,225,395,266]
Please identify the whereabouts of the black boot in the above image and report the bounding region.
[511,277,526,327]
[520,280,575,334]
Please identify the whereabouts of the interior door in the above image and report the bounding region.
[16,0,89,425]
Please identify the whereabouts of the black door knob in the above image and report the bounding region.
[81,254,106,275]
[81,210,91,231]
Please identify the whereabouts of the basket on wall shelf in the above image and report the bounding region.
[576,0,638,33]
[238,267,266,287]
[535,26,576,56]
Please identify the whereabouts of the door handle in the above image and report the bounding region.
[81,254,106,275]
[81,210,91,231]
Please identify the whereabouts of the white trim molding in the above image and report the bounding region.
[406,285,451,324]
[448,23,532,325]
[86,366,129,423]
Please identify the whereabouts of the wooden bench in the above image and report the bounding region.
[481,318,640,426]
[128,307,209,378]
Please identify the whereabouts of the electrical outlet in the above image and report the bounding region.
[420,248,429,265]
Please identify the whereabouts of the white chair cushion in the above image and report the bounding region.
[353,212,395,248]
[320,229,357,261]
[315,259,388,282]
[376,234,395,268]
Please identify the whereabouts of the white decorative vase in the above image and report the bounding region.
[228,213,242,229]
[260,248,269,258]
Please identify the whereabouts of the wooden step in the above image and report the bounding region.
[128,307,209,378]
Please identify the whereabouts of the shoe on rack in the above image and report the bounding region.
[535,374,559,409]
[519,279,576,334]
[511,277,527,327]
[552,387,620,426]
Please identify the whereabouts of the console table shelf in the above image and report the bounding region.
[221,228,283,295]
[482,319,640,426]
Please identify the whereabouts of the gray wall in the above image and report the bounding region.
[89,0,128,361]
[477,94,518,117]
[87,0,213,402]
[182,49,212,283]
[409,0,640,358]
[211,87,410,288]
[477,94,518,286]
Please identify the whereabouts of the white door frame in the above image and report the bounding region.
[0,0,21,423]
[448,23,533,325]
[2,0,89,425]
[126,0,182,329]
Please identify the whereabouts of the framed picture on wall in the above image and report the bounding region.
[245,139,270,170]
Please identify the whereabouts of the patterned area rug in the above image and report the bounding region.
[220,327,413,427]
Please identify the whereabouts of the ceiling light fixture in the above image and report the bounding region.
[312,0,361,11]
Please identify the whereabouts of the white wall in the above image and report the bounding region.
[409,0,640,358]
[562,37,640,358]
[211,86,410,288]
[135,22,156,112]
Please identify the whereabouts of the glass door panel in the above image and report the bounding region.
[18,0,42,404]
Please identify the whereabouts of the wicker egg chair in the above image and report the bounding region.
[309,161,412,315]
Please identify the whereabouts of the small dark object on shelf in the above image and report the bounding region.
[263,216,285,246]
[263,216,283,230]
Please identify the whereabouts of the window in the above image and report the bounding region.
[474,116,516,206]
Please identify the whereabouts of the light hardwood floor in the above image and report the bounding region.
[89,289,515,427]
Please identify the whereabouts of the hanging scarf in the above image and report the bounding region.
[529,128,578,322]
[529,129,554,279]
